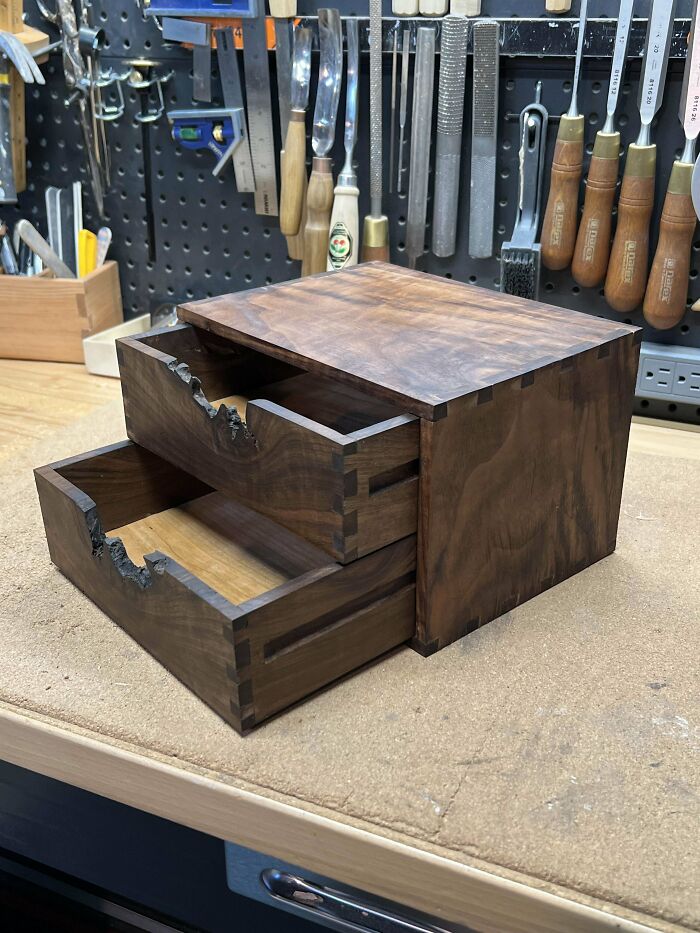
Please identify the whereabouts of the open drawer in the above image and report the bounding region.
[35,441,416,734]
[117,324,419,563]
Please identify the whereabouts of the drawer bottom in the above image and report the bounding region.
[35,440,416,734]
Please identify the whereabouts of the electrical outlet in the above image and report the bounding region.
[636,342,700,405]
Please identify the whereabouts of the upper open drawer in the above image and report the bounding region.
[117,324,419,563]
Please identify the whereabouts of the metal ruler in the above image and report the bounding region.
[242,3,279,216]
[216,27,256,192]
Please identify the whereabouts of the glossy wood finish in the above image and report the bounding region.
[605,156,656,313]
[572,145,620,288]
[35,440,416,733]
[541,131,584,271]
[118,324,419,562]
[643,180,697,331]
[180,263,637,421]
[415,335,641,653]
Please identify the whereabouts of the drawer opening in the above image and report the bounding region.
[124,323,406,435]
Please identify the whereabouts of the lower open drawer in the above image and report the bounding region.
[35,441,416,734]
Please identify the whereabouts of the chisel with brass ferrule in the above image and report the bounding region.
[327,19,359,271]
[362,0,390,262]
[301,9,342,277]
[605,0,676,312]
[644,0,700,329]
[541,0,587,270]
[572,0,633,287]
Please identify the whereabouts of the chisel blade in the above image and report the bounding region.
[638,0,676,129]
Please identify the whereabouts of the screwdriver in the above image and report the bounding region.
[605,0,676,313]
[571,0,634,288]
[541,0,588,271]
[644,0,700,329]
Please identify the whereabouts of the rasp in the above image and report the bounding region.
[361,0,390,261]
[406,26,435,270]
[468,19,500,259]
[432,15,468,258]
[605,0,676,312]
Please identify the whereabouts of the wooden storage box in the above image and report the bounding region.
[0,261,123,363]
[34,441,416,734]
[36,263,641,731]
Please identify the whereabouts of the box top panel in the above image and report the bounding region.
[179,264,639,420]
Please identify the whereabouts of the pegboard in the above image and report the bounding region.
[15,0,700,423]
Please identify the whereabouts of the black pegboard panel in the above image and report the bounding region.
[12,1,700,426]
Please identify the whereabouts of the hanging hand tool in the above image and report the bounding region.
[37,0,111,218]
[327,19,359,271]
[301,9,342,277]
[432,15,468,259]
[16,220,75,278]
[500,83,549,300]
[362,0,390,262]
[605,0,676,312]
[389,30,398,197]
[420,0,447,14]
[392,0,418,14]
[128,61,172,264]
[397,28,410,197]
[406,26,435,271]
[0,32,45,204]
[571,0,633,288]
[274,18,293,145]
[644,0,700,330]
[242,0,279,215]
[450,0,480,12]
[540,0,587,270]
[280,26,312,237]
[161,17,211,102]
[214,28,255,191]
[468,19,500,260]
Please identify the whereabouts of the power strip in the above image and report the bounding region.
[636,342,700,406]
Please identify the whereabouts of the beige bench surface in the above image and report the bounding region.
[1,359,698,933]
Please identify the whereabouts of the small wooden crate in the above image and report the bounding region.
[0,261,123,363]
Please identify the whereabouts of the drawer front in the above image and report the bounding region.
[35,441,416,735]
[117,325,419,562]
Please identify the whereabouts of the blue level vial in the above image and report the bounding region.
[143,0,257,18]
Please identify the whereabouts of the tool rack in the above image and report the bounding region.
[12,0,700,423]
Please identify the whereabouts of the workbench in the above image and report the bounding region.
[1,359,698,933]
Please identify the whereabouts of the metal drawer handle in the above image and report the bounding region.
[260,869,452,933]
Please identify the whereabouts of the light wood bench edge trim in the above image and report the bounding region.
[0,703,664,933]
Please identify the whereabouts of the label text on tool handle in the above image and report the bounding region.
[605,0,634,122]
[638,0,677,129]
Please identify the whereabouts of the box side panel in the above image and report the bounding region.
[415,334,641,653]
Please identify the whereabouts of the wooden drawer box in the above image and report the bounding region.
[35,262,642,733]
[0,261,123,363]
[117,323,419,563]
[34,440,416,734]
